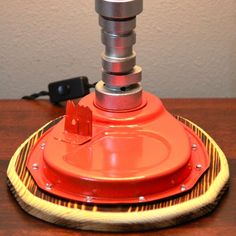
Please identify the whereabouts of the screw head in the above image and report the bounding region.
[40,143,46,150]
[192,143,197,150]
[196,164,202,170]
[139,196,145,202]
[32,163,39,170]
[180,184,187,191]
[86,196,93,203]
[45,183,52,190]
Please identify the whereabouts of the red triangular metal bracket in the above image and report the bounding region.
[64,100,92,137]
[54,101,92,145]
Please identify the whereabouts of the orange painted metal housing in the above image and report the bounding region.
[26,92,210,204]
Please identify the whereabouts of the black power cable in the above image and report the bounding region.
[22,91,49,100]
[22,77,97,104]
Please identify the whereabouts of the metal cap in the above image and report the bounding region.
[95,0,143,19]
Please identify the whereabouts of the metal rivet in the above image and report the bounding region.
[139,196,145,202]
[32,163,39,170]
[45,183,52,190]
[86,196,93,203]
[180,184,187,191]
[196,164,202,170]
[40,143,46,150]
[192,143,197,150]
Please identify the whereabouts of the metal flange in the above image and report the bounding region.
[102,52,136,73]
[95,81,142,111]
[102,65,142,88]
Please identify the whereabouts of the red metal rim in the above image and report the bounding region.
[26,92,210,204]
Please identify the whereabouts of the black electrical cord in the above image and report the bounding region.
[21,77,97,103]
[22,91,50,100]
[88,82,97,89]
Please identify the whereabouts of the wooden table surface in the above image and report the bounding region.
[0,98,235,236]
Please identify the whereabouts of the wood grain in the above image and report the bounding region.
[6,114,229,232]
[0,99,236,236]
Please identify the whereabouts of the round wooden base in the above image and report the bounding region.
[7,116,229,232]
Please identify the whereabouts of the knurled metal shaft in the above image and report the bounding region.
[95,0,143,111]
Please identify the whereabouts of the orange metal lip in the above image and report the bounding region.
[26,92,210,204]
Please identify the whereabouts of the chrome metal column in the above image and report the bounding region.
[95,0,143,111]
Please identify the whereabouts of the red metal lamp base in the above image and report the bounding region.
[26,92,209,204]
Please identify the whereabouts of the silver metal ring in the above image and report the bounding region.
[95,81,143,111]
[95,0,143,19]
[102,66,142,88]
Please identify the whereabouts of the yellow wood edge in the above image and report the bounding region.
[7,117,230,230]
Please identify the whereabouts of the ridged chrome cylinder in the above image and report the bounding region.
[95,0,143,111]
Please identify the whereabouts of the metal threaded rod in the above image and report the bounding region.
[95,0,143,111]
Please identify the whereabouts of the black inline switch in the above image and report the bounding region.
[48,77,90,104]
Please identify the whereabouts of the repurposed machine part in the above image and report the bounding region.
[7,0,229,232]
[95,0,143,111]
[7,111,229,231]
